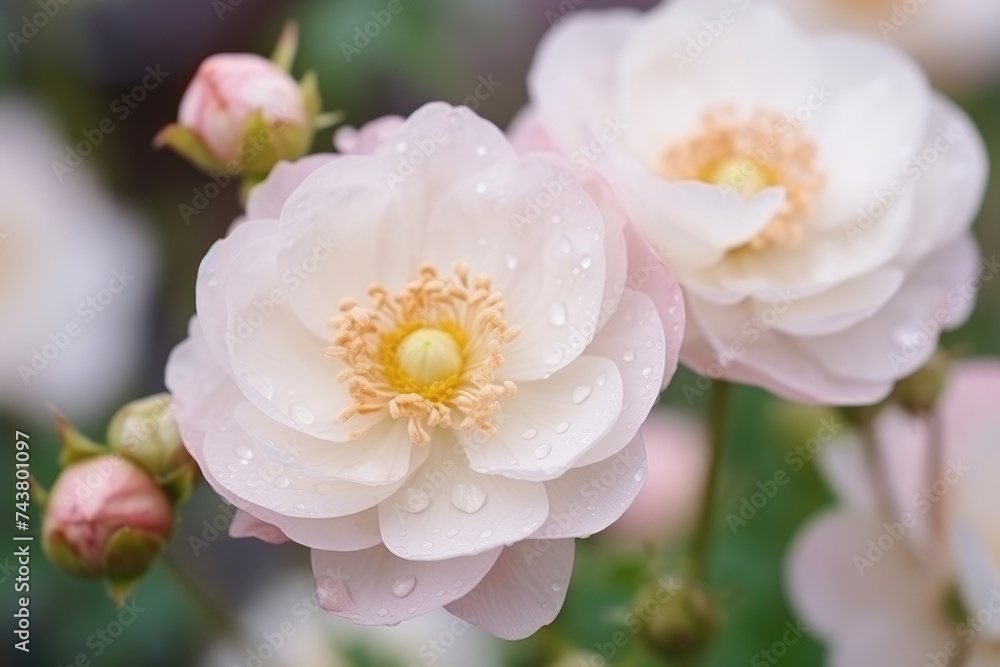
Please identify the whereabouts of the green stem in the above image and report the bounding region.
[164,555,242,639]
[689,381,733,581]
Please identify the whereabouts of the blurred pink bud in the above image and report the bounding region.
[43,455,173,580]
[184,54,307,161]
[608,410,709,544]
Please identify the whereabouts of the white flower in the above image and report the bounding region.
[522,0,988,405]
[787,361,1000,666]
[768,0,1000,92]
[0,99,157,420]
[166,103,685,638]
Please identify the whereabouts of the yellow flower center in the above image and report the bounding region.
[326,262,520,445]
[660,108,824,252]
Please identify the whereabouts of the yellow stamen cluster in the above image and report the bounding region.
[660,108,824,252]
[326,262,521,446]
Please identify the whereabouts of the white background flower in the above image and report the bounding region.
[167,102,685,638]
[0,99,157,421]
[524,0,988,405]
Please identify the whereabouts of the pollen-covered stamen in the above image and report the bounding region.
[660,108,824,252]
[326,262,520,445]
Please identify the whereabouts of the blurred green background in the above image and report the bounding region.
[1,0,998,665]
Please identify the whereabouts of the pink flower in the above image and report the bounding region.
[43,455,173,578]
[166,104,686,639]
[520,0,988,405]
[607,409,708,544]
[787,360,1000,665]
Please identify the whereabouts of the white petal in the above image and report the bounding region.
[574,290,665,467]
[245,154,336,220]
[202,418,408,519]
[233,402,424,486]
[311,543,501,625]
[378,440,548,560]
[463,356,623,481]
[277,508,383,552]
[533,433,646,540]
[446,538,575,640]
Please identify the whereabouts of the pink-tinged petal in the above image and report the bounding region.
[461,356,623,481]
[827,618,957,667]
[940,360,1000,462]
[951,520,1000,641]
[608,412,707,543]
[527,9,639,152]
[233,402,425,486]
[164,317,244,465]
[894,95,988,264]
[229,510,289,544]
[786,510,949,639]
[623,224,684,389]
[815,436,877,511]
[535,432,646,540]
[574,291,664,467]
[378,439,548,560]
[311,543,502,626]
[276,507,382,552]
[202,418,408,519]
[334,115,405,155]
[446,538,575,640]
[507,107,564,157]
[245,154,337,220]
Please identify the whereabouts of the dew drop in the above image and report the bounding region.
[596,373,607,387]
[623,349,636,362]
[377,608,389,618]
[534,444,552,459]
[244,373,274,400]
[480,530,493,539]
[520,507,534,519]
[580,255,592,269]
[392,577,417,598]
[235,446,253,462]
[505,254,519,270]
[548,302,568,327]
[572,385,593,404]
[422,542,433,550]
[552,583,563,592]
[316,576,354,613]
[393,547,408,557]
[451,482,487,514]
[273,475,290,489]
[641,366,653,378]
[634,462,648,483]
[559,236,573,253]
[289,401,315,425]
[475,144,487,156]
[521,428,538,440]
[555,421,570,434]
[446,528,459,538]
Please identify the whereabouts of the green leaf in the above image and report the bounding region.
[153,124,224,173]
[53,410,107,467]
[270,21,299,72]
[104,528,164,583]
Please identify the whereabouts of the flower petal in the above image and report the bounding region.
[311,543,501,625]
[533,432,646,540]
[446,538,574,640]
[462,356,623,481]
[245,154,336,220]
[378,440,548,560]
[228,509,289,544]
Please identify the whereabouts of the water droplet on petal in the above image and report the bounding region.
[641,366,653,378]
[560,236,573,253]
[446,528,459,538]
[422,542,433,550]
[393,547,408,557]
[451,482,487,514]
[623,349,635,362]
[505,254,519,270]
[289,401,315,425]
[244,373,274,400]
[548,302,567,327]
[316,576,354,613]
[475,144,487,156]
[235,446,253,462]
[480,530,493,539]
[534,444,552,459]
[555,421,570,434]
[552,582,563,592]
[580,255,592,269]
[522,428,538,440]
[596,373,607,387]
[572,385,593,404]
[377,608,388,618]
[273,475,290,489]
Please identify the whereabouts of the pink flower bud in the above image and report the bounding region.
[43,455,173,579]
